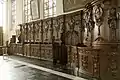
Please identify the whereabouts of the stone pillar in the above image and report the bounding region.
[3,0,8,45]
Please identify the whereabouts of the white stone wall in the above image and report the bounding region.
[3,0,8,45]
[3,0,23,45]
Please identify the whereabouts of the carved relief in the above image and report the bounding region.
[65,12,82,45]
[43,19,52,42]
[34,22,39,42]
[66,18,79,45]
[30,23,34,42]
[83,4,94,45]
[108,51,118,80]
[25,24,29,42]
[53,16,64,41]
[92,51,100,77]
[44,22,49,41]
[23,25,26,42]
[27,23,31,42]
[94,4,104,41]
[108,8,117,42]
[81,54,88,71]
[33,22,36,42]
[37,21,42,42]
[76,11,85,44]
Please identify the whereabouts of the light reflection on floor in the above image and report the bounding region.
[0,58,12,80]
[0,56,72,80]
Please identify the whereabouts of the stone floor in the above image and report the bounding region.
[1,55,119,80]
[0,55,88,80]
[9,55,92,79]
[0,57,71,80]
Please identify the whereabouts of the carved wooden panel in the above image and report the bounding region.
[34,21,42,42]
[66,46,101,77]
[77,48,101,77]
[65,11,82,45]
[66,45,71,66]
[41,44,45,59]
[44,44,53,60]
[83,4,95,46]
[24,24,27,42]
[40,43,52,61]
[9,43,17,55]
[22,25,26,42]
[53,16,64,42]
[71,46,78,67]
[34,23,38,42]
[107,51,118,79]
[31,44,40,58]
[108,7,117,42]
[43,18,52,43]
[24,44,30,56]
[28,23,32,42]
[30,23,34,42]
[16,43,22,55]
[93,3,104,43]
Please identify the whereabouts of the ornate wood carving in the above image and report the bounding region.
[94,3,104,41]
[108,7,117,42]
[92,50,100,78]
[107,51,118,80]
[30,22,34,42]
[83,4,94,46]
[53,16,64,42]
[34,22,39,42]
[19,24,23,43]
[43,19,52,42]
[81,52,89,71]
[25,23,29,42]
[15,1,120,80]
[65,11,82,45]
[36,20,42,42]
[27,23,32,42]
[23,24,26,42]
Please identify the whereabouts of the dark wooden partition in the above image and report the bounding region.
[9,0,120,79]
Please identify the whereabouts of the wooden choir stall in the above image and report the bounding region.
[9,0,120,80]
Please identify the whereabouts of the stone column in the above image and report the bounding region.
[3,0,8,45]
